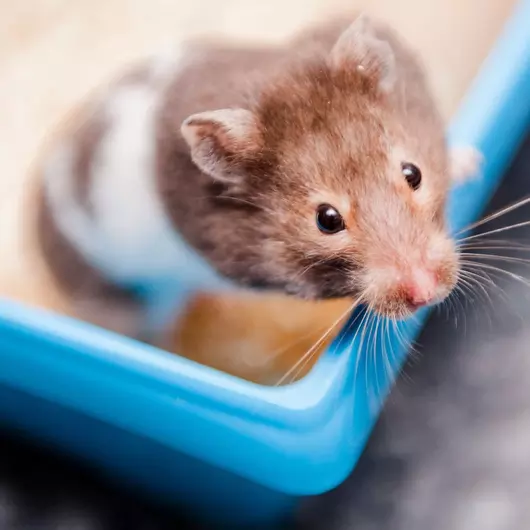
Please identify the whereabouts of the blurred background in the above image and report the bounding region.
[1,0,530,529]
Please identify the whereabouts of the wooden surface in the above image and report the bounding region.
[0,0,516,383]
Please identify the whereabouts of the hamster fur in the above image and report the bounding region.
[36,14,481,339]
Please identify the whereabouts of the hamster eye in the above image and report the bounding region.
[402,162,422,190]
[316,204,345,234]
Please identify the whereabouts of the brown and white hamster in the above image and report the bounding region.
[36,13,480,337]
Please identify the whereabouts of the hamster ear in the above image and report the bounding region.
[181,108,263,184]
[329,13,396,93]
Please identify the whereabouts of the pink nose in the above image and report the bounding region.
[405,290,432,309]
[402,270,438,309]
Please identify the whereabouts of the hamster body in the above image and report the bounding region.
[37,14,479,338]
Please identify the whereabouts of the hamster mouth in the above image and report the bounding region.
[364,253,460,320]
[372,286,454,320]
[368,274,458,320]
[372,301,425,320]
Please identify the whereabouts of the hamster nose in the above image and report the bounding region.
[405,290,432,309]
[402,270,438,309]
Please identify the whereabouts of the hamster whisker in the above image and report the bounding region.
[275,327,332,386]
[443,290,462,327]
[460,252,530,266]
[460,260,518,297]
[385,320,410,399]
[457,237,530,251]
[458,263,525,326]
[452,287,467,318]
[460,260,530,289]
[284,298,365,385]
[294,252,358,282]
[461,264,513,307]
[449,280,470,332]
[459,267,495,297]
[294,256,334,281]
[392,318,418,363]
[459,268,497,300]
[364,313,378,401]
[458,245,530,256]
[467,271,510,305]
[388,319,408,384]
[193,195,273,214]
[457,270,495,327]
[274,297,361,386]
[265,303,357,363]
[382,318,400,387]
[454,276,475,306]
[375,316,392,405]
[455,195,530,236]
[391,319,414,384]
[457,219,530,243]
[276,334,327,386]
[382,319,392,380]
[470,267,512,308]
[352,305,373,396]
[441,290,457,326]
[266,326,337,363]
[331,302,368,353]
[389,317,403,352]
[371,316,383,402]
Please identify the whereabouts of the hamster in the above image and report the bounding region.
[36,13,481,338]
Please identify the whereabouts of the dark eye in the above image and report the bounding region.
[402,162,422,190]
[316,204,345,234]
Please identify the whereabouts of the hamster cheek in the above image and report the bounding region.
[427,232,457,263]
[429,233,459,278]
[359,266,402,307]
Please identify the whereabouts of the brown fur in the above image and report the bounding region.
[157,15,456,317]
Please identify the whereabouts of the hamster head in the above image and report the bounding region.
[180,15,458,319]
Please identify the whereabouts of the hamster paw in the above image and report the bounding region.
[449,145,484,185]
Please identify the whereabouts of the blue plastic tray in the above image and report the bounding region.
[1,2,530,527]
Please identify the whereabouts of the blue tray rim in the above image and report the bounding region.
[1,0,530,495]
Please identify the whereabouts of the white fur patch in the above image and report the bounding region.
[44,54,233,316]
[44,141,98,260]
[90,84,188,282]
[449,145,484,185]
[427,231,455,263]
